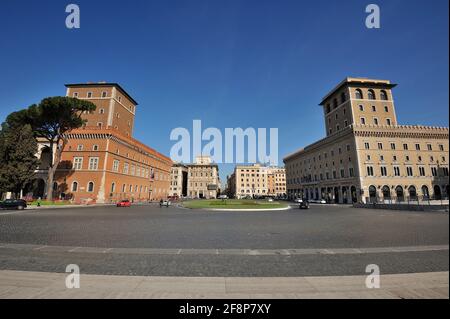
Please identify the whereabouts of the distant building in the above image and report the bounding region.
[186,156,220,199]
[267,167,286,197]
[169,163,188,197]
[30,82,172,203]
[284,77,449,203]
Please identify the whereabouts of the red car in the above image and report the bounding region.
[116,199,131,207]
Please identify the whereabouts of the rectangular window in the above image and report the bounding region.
[73,157,83,170]
[112,160,119,172]
[361,117,366,125]
[427,144,432,151]
[403,144,408,150]
[431,167,438,177]
[393,166,400,176]
[406,167,413,177]
[386,119,391,125]
[381,166,387,176]
[419,167,425,176]
[131,165,135,176]
[364,142,370,150]
[439,144,444,151]
[123,162,129,174]
[349,167,354,177]
[377,143,383,150]
[390,143,396,150]
[367,166,374,176]
[87,92,93,98]
[88,157,99,170]
[77,144,83,151]
[443,167,449,176]
[415,144,420,151]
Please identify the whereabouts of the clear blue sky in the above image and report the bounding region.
[0,0,448,183]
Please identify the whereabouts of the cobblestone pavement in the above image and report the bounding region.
[0,204,448,277]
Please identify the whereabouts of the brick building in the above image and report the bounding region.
[32,82,172,203]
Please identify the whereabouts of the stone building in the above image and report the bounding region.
[186,156,220,199]
[284,77,449,203]
[169,163,188,197]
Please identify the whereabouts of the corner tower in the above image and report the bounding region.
[319,77,398,136]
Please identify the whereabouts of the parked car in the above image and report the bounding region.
[116,199,131,207]
[299,201,309,209]
[218,195,228,199]
[294,198,303,203]
[0,199,27,210]
[160,200,171,207]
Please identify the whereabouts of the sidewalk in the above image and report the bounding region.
[0,270,447,299]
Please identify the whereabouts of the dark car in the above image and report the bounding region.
[0,199,27,210]
[299,200,309,209]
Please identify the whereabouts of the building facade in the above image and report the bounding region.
[284,77,449,204]
[186,156,220,199]
[234,164,268,198]
[32,82,172,203]
[169,163,188,197]
[267,167,286,197]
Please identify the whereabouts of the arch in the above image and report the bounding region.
[333,98,338,109]
[342,186,348,204]
[382,185,391,200]
[380,90,388,100]
[334,187,339,203]
[351,186,357,203]
[369,185,377,203]
[87,181,94,192]
[368,89,376,100]
[72,181,78,192]
[421,185,430,199]
[408,186,417,200]
[395,186,404,202]
[433,185,442,200]
[355,89,363,99]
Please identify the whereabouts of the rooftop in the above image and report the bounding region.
[65,82,139,105]
[319,77,397,105]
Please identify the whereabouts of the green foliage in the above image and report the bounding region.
[0,124,39,196]
[3,96,97,199]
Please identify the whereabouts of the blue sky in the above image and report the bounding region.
[0,0,448,183]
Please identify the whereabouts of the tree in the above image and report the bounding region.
[6,97,96,200]
[0,124,39,198]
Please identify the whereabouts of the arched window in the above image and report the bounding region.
[368,89,376,100]
[380,90,388,100]
[395,186,404,201]
[111,182,116,193]
[422,185,430,199]
[369,185,377,202]
[355,89,363,99]
[408,186,417,199]
[382,186,391,199]
[433,185,442,200]
[341,92,346,103]
[72,181,78,192]
[87,182,94,192]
